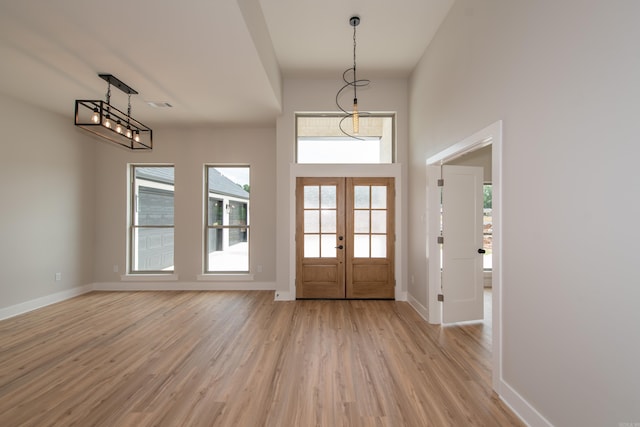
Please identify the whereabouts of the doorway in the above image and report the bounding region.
[295,177,395,299]
[426,120,502,392]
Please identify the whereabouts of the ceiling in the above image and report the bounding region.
[0,0,453,127]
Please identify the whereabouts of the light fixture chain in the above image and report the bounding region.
[105,81,111,105]
[335,16,369,140]
[353,24,357,100]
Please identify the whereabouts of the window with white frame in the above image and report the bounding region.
[129,165,175,273]
[205,166,250,273]
[296,114,395,164]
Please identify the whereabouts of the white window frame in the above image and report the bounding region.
[128,164,175,274]
[204,165,251,274]
[295,113,396,164]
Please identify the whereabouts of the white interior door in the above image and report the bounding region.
[442,165,484,323]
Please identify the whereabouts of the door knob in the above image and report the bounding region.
[335,245,344,249]
[477,248,486,254]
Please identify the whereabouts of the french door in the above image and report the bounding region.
[296,177,395,299]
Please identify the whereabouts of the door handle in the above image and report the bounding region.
[335,245,344,250]
[477,248,486,254]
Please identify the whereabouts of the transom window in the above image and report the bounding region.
[296,114,395,164]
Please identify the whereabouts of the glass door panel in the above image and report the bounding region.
[352,185,388,259]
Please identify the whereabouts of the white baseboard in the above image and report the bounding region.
[395,290,408,301]
[274,290,293,301]
[407,293,429,321]
[499,379,554,427]
[405,292,546,426]
[92,281,276,291]
[0,285,93,321]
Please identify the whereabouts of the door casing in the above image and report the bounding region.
[426,120,503,393]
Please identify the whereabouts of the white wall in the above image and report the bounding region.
[0,93,95,313]
[409,0,640,425]
[92,125,277,287]
[275,77,409,298]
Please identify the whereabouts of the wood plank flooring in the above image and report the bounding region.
[0,291,523,426]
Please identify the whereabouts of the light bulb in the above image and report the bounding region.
[352,98,359,135]
[134,130,140,142]
[126,126,132,138]
[91,108,100,124]
[103,114,112,129]
[115,121,122,134]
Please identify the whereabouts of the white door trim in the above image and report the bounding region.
[426,120,502,392]
[286,164,405,301]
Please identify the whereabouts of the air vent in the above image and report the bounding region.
[146,101,173,108]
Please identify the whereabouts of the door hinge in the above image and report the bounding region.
[437,236,444,244]
[437,179,444,187]
[437,294,444,302]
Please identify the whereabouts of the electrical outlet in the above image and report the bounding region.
[113,265,119,273]
[257,265,263,273]
[55,272,62,281]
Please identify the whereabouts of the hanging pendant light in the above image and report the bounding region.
[74,74,153,150]
[336,16,370,139]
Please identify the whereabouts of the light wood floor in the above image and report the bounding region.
[0,291,523,426]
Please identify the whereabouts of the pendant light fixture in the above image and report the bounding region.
[75,74,153,150]
[336,16,370,139]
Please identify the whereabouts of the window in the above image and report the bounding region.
[483,183,493,270]
[130,165,174,273]
[296,114,395,164]
[205,166,250,272]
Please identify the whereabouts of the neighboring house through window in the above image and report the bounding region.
[129,165,175,273]
[205,166,250,273]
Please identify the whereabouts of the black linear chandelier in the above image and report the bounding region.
[336,16,370,139]
[75,74,153,150]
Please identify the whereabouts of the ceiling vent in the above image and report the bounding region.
[147,101,173,108]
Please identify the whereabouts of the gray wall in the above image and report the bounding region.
[92,125,276,284]
[0,93,95,309]
[408,0,640,425]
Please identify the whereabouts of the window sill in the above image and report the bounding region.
[120,274,178,282]
[196,274,254,282]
